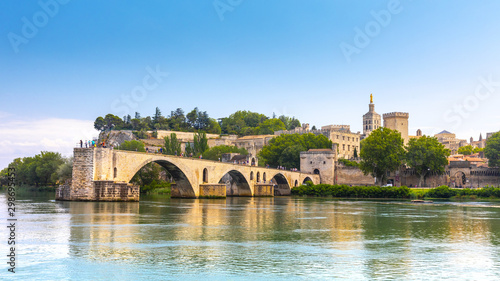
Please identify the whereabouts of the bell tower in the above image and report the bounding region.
[362,94,381,136]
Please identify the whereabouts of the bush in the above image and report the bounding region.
[338,159,360,167]
[291,184,410,198]
[424,186,456,198]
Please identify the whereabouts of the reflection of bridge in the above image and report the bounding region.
[56,148,320,201]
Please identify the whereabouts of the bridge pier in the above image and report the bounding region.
[198,184,226,198]
[254,184,274,197]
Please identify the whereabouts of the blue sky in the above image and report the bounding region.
[1,0,500,168]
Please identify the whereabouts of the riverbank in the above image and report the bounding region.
[291,183,500,200]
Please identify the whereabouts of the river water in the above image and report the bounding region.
[1,191,500,280]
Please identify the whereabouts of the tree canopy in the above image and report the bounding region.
[2,151,67,187]
[359,127,405,185]
[485,132,500,167]
[164,133,181,155]
[406,136,450,186]
[93,107,221,134]
[258,133,332,169]
[458,145,483,155]
[203,145,248,161]
[117,140,146,152]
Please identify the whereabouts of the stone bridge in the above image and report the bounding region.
[56,148,320,201]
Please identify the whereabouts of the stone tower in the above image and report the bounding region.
[383,112,409,144]
[362,94,382,136]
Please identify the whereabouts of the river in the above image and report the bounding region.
[1,191,500,280]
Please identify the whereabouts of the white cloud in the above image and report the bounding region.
[0,117,97,169]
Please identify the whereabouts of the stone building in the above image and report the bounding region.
[275,124,361,159]
[383,112,409,145]
[470,134,487,149]
[434,130,467,155]
[231,135,275,160]
[362,94,382,136]
[300,148,336,184]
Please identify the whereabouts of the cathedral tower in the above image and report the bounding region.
[362,94,381,136]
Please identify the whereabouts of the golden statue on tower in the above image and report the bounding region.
[370,93,373,103]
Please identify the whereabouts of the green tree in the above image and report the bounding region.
[406,136,450,187]
[220,110,268,135]
[207,118,222,134]
[259,133,332,169]
[258,118,286,135]
[353,147,358,158]
[56,157,73,184]
[359,127,405,185]
[193,132,209,156]
[203,145,248,161]
[94,116,105,131]
[278,145,306,169]
[278,115,301,130]
[164,133,181,155]
[117,140,146,152]
[485,132,500,167]
[458,145,483,155]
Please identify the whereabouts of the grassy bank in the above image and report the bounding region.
[292,183,500,200]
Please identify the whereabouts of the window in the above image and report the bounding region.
[343,136,345,140]
[250,171,254,180]
[343,144,345,150]
[348,145,350,151]
[323,161,326,164]
[113,167,117,178]
[203,168,208,183]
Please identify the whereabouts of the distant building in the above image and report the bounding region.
[435,130,467,155]
[383,112,410,145]
[275,124,361,159]
[362,94,382,136]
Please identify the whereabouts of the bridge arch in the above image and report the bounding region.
[303,176,313,184]
[270,172,291,196]
[129,158,196,198]
[218,169,252,196]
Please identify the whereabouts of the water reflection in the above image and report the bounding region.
[3,192,500,280]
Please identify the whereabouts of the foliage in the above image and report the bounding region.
[203,145,248,161]
[130,162,171,193]
[133,130,148,139]
[94,114,124,131]
[338,158,360,167]
[406,136,450,186]
[164,133,181,155]
[1,152,65,187]
[56,157,73,183]
[279,115,301,130]
[353,147,358,158]
[193,132,209,156]
[94,107,221,134]
[485,132,500,167]
[291,182,411,198]
[220,110,268,135]
[458,145,483,155]
[359,127,405,185]
[117,140,146,152]
[257,118,286,135]
[258,133,332,169]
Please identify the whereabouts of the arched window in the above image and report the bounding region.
[294,180,298,187]
[263,172,266,182]
[250,171,254,180]
[114,167,117,178]
[257,172,260,183]
[203,168,208,183]
[314,169,320,175]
